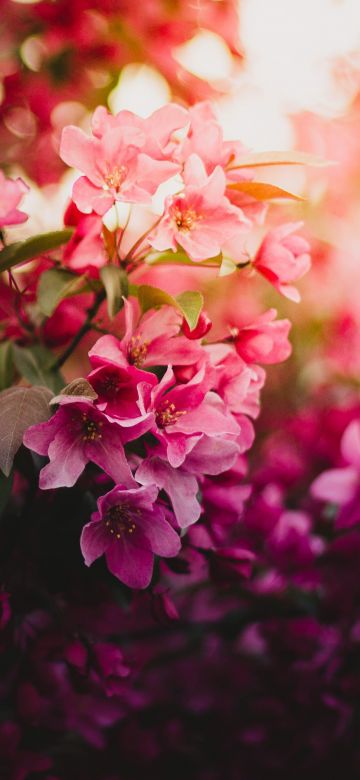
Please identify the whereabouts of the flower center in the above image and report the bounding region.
[170,203,198,232]
[80,413,103,442]
[128,335,149,367]
[96,372,121,399]
[103,166,127,192]
[104,504,138,539]
[156,399,187,428]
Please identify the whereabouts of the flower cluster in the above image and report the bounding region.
[0,0,242,183]
[23,296,291,588]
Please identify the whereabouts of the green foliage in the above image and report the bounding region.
[0,230,73,273]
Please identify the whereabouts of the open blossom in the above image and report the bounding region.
[311,420,360,529]
[60,118,179,215]
[0,171,28,228]
[232,309,292,364]
[144,365,240,468]
[136,435,240,528]
[23,399,136,489]
[89,299,203,370]
[149,154,249,262]
[80,484,181,588]
[254,222,311,302]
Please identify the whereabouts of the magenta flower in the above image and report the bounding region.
[233,309,292,364]
[254,222,311,302]
[149,154,249,262]
[80,484,181,588]
[136,436,240,528]
[145,366,240,468]
[0,171,28,228]
[60,122,179,215]
[311,420,360,529]
[23,400,135,489]
[89,299,203,369]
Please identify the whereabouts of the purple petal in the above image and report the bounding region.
[106,541,154,589]
[80,518,110,566]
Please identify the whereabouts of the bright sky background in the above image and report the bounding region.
[111,0,360,150]
[11,0,360,234]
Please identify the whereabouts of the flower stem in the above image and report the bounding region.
[51,289,106,370]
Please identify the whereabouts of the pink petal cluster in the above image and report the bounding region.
[23,297,276,587]
[232,309,292,364]
[59,103,310,302]
[254,222,311,302]
[60,105,185,215]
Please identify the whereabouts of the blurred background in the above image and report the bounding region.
[2,2,360,778]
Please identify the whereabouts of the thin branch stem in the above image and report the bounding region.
[51,289,106,371]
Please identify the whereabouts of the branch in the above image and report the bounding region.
[51,289,106,371]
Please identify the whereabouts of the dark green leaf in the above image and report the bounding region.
[100,265,128,318]
[37,268,86,317]
[13,344,64,392]
[0,385,53,476]
[0,341,14,391]
[0,229,73,273]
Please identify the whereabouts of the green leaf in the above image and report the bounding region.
[228,150,331,171]
[176,291,203,330]
[100,265,128,318]
[0,469,13,516]
[0,341,14,391]
[0,229,73,273]
[218,257,238,277]
[13,344,64,393]
[37,268,87,317]
[50,377,98,406]
[146,250,222,268]
[135,284,203,330]
[0,385,53,476]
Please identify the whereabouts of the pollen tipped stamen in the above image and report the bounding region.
[104,165,127,192]
[171,205,198,232]
[105,504,139,539]
[128,335,149,367]
[79,413,103,442]
[156,399,187,428]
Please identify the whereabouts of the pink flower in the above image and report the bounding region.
[80,484,180,588]
[207,344,265,421]
[233,309,292,364]
[149,154,249,262]
[136,436,240,528]
[254,222,311,302]
[23,400,136,489]
[145,365,240,468]
[89,298,203,369]
[311,420,360,529]
[63,213,107,274]
[0,171,28,228]
[60,120,179,215]
[91,103,188,161]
